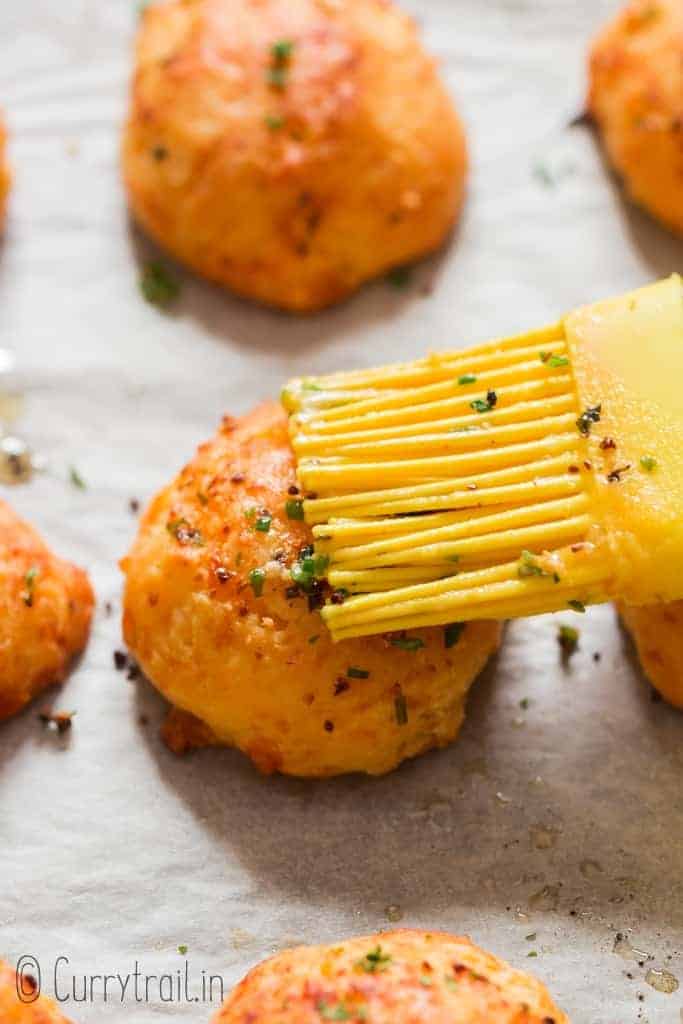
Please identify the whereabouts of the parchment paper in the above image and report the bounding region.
[0,1,682,1021]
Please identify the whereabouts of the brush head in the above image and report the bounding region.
[283,276,683,639]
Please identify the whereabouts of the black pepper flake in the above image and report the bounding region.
[129,498,140,515]
[288,484,300,495]
[599,437,617,451]
[166,518,204,546]
[323,719,334,732]
[113,650,128,671]
[334,678,350,696]
[568,464,580,474]
[576,404,602,436]
[39,711,74,734]
[470,390,498,413]
[307,586,325,613]
[330,589,348,605]
[606,464,631,483]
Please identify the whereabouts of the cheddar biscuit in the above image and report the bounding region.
[0,500,94,721]
[122,0,467,311]
[588,0,683,235]
[122,403,500,777]
[211,929,568,1024]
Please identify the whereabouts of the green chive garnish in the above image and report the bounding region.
[394,692,408,725]
[390,636,424,651]
[140,260,180,307]
[285,498,304,520]
[255,512,272,533]
[444,622,465,648]
[248,568,266,597]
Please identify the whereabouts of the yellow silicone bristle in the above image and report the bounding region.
[284,276,683,641]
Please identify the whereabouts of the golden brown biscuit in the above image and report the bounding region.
[620,601,683,708]
[0,499,94,721]
[211,929,568,1024]
[122,0,467,312]
[0,960,73,1023]
[588,0,683,235]
[0,114,10,227]
[122,403,500,777]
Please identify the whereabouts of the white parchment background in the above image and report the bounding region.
[0,1,682,1021]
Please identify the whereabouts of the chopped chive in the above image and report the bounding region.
[177,945,188,955]
[458,373,477,385]
[265,114,284,131]
[69,465,86,490]
[470,390,497,413]
[568,599,586,613]
[394,692,408,725]
[519,697,531,710]
[444,622,465,648]
[255,512,272,533]
[271,38,294,62]
[285,498,304,520]
[308,634,320,645]
[347,666,370,679]
[248,568,266,597]
[390,636,424,651]
[355,946,392,973]
[316,1002,352,1022]
[540,351,570,368]
[22,566,39,607]
[387,265,413,289]
[640,455,658,472]
[558,624,579,657]
[140,260,180,307]
[290,550,329,592]
[517,550,545,578]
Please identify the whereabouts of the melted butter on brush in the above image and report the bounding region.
[284,277,683,640]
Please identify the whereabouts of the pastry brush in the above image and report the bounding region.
[282,275,683,641]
